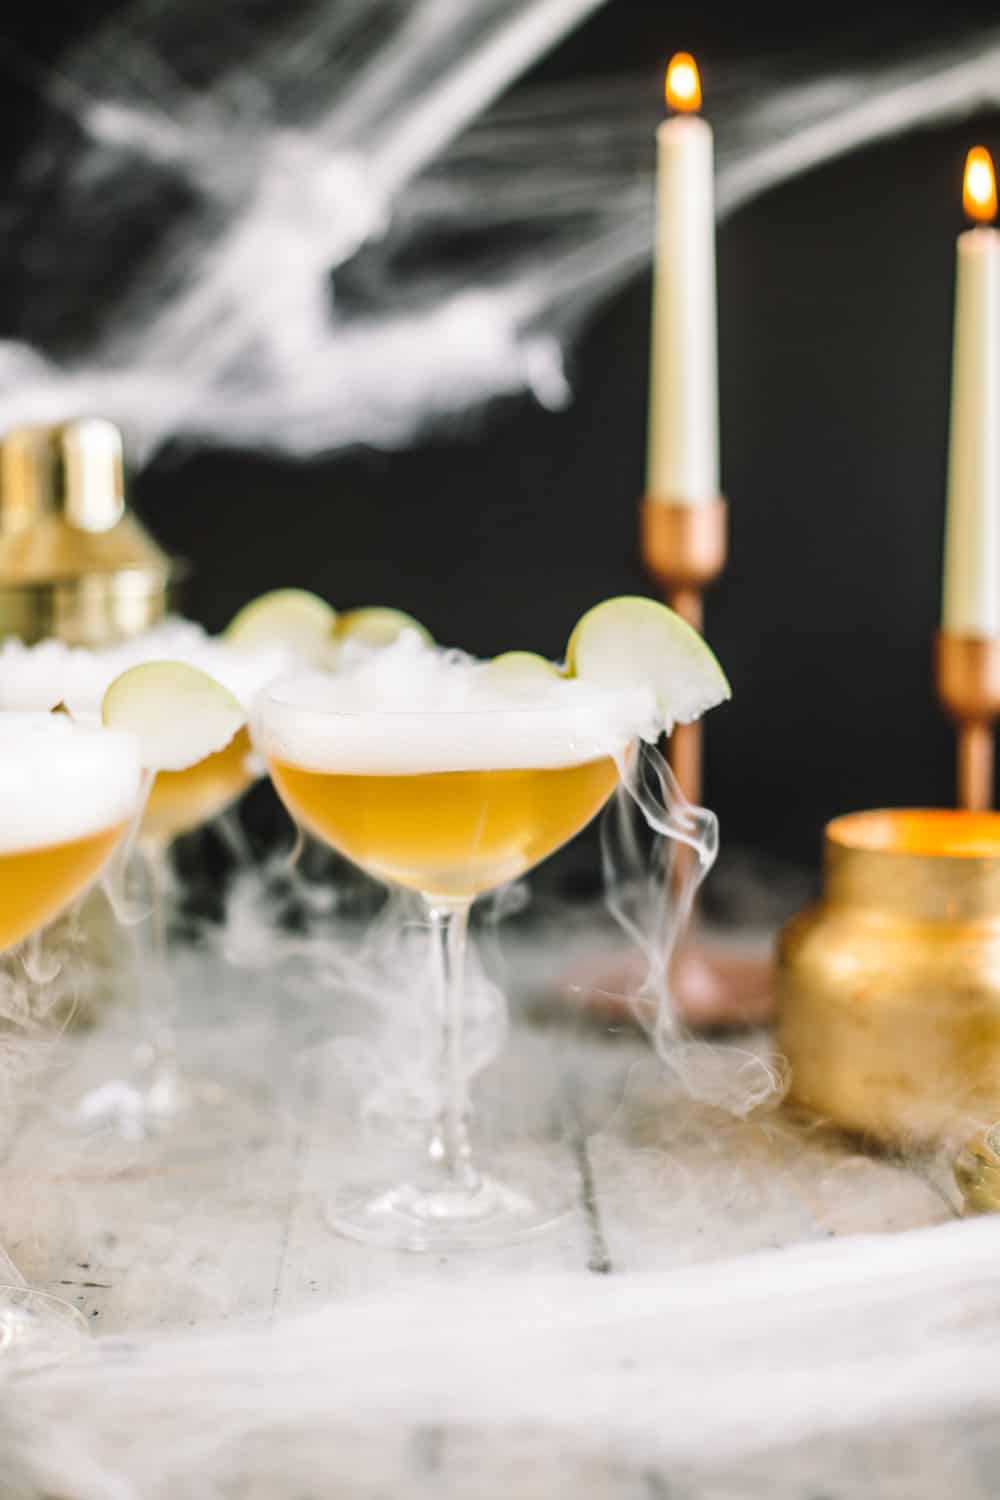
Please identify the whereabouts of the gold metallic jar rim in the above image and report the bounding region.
[828,807,1000,860]
[824,808,1000,921]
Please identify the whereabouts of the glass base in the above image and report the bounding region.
[0,1286,89,1366]
[329,1167,569,1252]
[70,1068,186,1142]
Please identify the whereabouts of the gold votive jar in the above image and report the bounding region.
[778,809,1000,1146]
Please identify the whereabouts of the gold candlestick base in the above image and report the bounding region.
[934,632,1000,811]
[640,495,727,807]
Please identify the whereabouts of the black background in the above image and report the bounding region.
[2,0,1000,880]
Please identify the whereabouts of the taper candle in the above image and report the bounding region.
[646,52,719,506]
[941,147,1000,634]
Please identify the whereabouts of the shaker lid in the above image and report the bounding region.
[0,418,171,583]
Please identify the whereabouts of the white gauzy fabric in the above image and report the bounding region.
[1,1219,998,1498]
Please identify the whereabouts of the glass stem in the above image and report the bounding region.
[138,835,179,1105]
[425,900,478,1190]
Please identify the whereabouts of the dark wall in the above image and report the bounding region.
[3,0,999,872]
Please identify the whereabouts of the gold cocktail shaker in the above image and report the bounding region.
[0,418,183,646]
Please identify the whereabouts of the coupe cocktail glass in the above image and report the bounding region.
[119,721,257,1131]
[0,716,139,942]
[140,726,255,846]
[0,621,285,847]
[255,678,637,1250]
[0,624,291,1133]
[0,712,140,1355]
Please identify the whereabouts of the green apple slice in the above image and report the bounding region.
[565,596,730,726]
[481,651,561,697]
[102,662,246,772]
[224,589,337,661]
[336,607,433,648]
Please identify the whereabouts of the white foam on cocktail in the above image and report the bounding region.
[0,619,297,716]
[0,712,141,852]
[253,635,658,774]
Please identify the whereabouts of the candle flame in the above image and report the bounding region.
[963,146,997,224]
[665,52,701,114]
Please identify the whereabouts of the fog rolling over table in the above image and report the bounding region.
[2,929,994,1500]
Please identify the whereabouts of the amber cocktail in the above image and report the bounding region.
[0,621,285,845]
[141,726,254,843]
[0,711,140,1355]
[0,714,139,949]
[269,757,620,901]
[0,623,296,1135]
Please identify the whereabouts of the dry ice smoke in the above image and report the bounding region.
[0,622,298,715]
[1,8,999,458]
[213,748,779,1135]
[605,738,784,1114]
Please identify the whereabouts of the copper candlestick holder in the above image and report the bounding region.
[560,492,771,1031]
[640,494,727,803]
[934,632,1000,811]
[639,492,773,1026]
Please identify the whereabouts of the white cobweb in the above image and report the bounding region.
[0,1219,997,1499]
[1,4,999,460]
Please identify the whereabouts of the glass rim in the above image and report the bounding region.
[258,681,643,724]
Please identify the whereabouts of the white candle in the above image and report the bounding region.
[646,53,719,506]
[942,147,1000,634]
